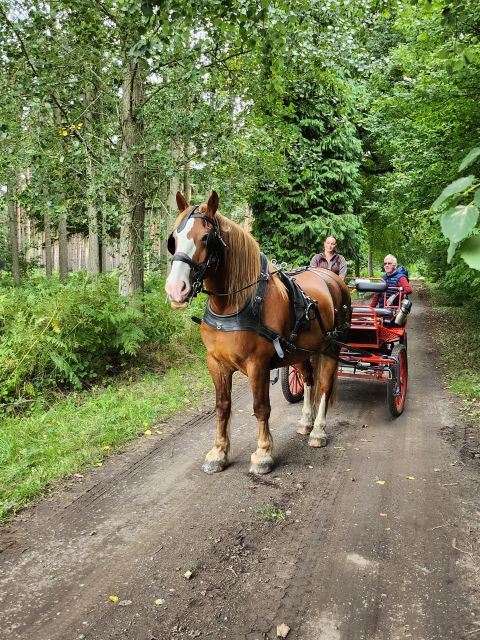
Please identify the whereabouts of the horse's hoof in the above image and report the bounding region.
[249,461,273,475]
[202,459,227,474]
[296,425,312,435]
[308,436,328,448]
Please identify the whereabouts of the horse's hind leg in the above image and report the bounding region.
[296,360,314,435]
[202,359,233,474]
[247,363,274,475]
[309,354,338,448]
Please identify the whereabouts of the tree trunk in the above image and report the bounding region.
[84,83,100,275]
[86,155,100,275]
[58,212,69,279]
[7,183,21,286]
[367,243,373,277]
[119,58,145,297]
[183,139,192,202]
[52,98,69,281]
[44,209,53,277]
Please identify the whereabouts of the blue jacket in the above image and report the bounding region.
[380,266,409,307]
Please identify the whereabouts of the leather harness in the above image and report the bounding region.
[202,254,348,369]
[168,209,349,368]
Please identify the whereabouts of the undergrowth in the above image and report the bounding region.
[0,271,211,521]
[430,287,480,424]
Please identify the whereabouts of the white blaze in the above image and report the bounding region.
[165,217,196,302]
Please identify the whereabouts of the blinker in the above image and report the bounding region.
[167,205,200,255]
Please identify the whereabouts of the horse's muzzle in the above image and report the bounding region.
[170,299,189,309]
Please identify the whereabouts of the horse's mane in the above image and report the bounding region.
[197,207,286,309]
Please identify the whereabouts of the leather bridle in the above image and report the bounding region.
[167,206,228,300]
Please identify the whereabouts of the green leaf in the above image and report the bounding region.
[440,205,479,242]
[447,240,458,263]
[432,175,475,211]
[475,190,480,206]
[459,235,480,271]
[459,148,480,172]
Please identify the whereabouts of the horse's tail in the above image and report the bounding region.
[311,353,339,416]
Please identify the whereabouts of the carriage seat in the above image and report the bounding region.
[352,307,395,317]
[354,280,387,293]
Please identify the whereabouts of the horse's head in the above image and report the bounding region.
[165,191,222,307]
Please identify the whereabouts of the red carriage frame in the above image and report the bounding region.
[280,278,409,417]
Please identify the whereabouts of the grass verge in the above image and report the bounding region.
[430,292,480,425]
[0,351,212,522]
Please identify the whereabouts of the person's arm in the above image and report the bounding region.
[370,292,380,307]
[310,254,319,267]
[397,276,412,296]
[338,255,347,280]
[385,276,411,305]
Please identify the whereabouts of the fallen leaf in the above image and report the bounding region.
[144,430,152,436]
[184,570,193,579]
[155,431,162,435]
[277,623,291,638]
[307,465,314,469]
[385,527,391,531]
[118,600,132,607]
[406,476,416,480]
[334,446,346,451]
[155,598,165,605]
[380,513,387,517]
[376,480,385,485]
[108,595,119,603]
[102,445,110,451]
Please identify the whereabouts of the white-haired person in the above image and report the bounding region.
[370,254,412,308]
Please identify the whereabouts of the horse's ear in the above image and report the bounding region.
[206,191,219,217]
[176,192,189,212]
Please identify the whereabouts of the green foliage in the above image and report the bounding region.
[0,272,205,408]
[359,0,480,299]
[250,72,364,267]
[431,147,480,269]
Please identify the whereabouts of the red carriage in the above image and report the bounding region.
[281,278,411,417]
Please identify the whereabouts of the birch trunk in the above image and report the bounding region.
[118,58,145,297]
[84,83,100,275]
[52,98,68,280]
[7,182,21,286]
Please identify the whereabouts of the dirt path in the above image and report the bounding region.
[1,293,479,640]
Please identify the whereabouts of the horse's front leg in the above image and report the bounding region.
[309,354,338,448]
[247,362,274,475]
[202,358,233,474]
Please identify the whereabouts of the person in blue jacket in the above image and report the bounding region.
[370,254,412,308]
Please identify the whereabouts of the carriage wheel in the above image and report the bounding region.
[281,365,304,403]
[387,344,408,417]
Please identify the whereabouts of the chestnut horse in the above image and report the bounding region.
[165,191,351,475]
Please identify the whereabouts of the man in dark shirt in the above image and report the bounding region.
[310,236,347,279]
